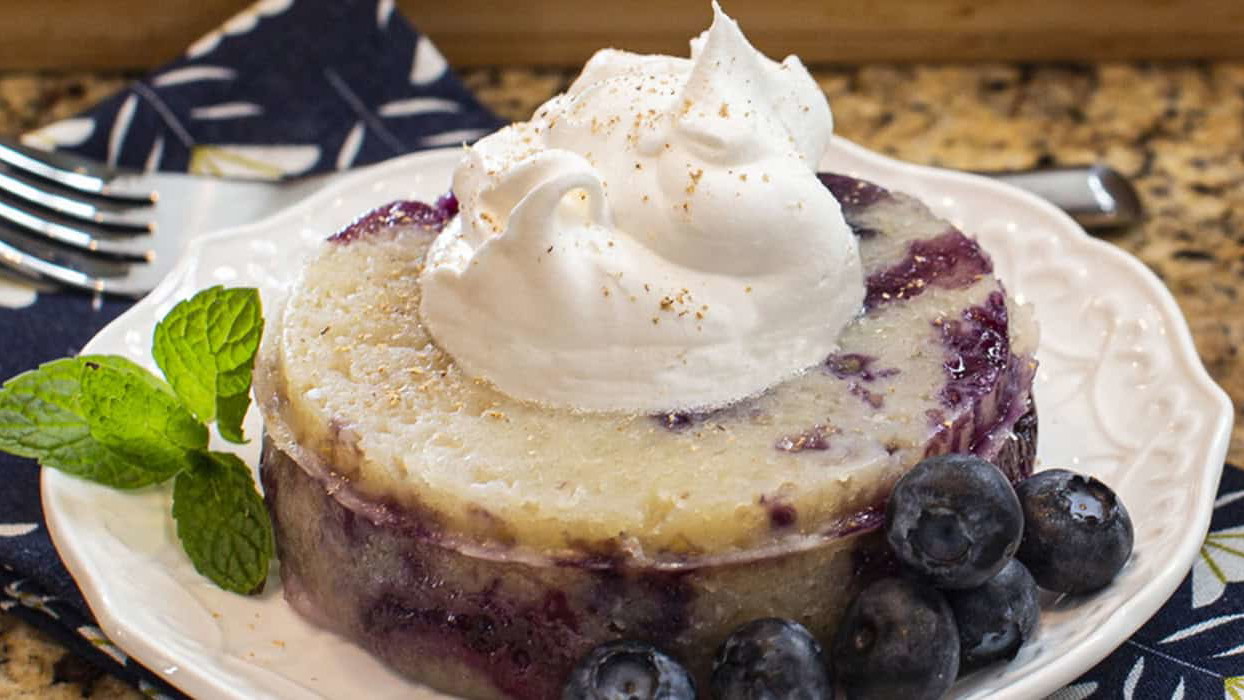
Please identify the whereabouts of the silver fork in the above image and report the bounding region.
[0,137,332,298]
[0,136,1143,299]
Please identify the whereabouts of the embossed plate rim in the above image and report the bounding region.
[43,141,1234,699]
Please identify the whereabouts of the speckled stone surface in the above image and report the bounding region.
[0,614,139,699]
[1,63,1241,697]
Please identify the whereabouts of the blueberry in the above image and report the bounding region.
[711,618,833,700]
[832,578,959,700]
[945,559,1040,673]
[1015,469,1133,594]
[562,640,696,700]
[885,454,1024,588]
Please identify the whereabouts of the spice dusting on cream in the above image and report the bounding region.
[419,2,864,413]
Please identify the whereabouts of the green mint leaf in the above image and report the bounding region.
[214,392,251,444]
[0,357,178,488]
[152,286,263,444]
[172,451,273,594]
[78,357,207,477]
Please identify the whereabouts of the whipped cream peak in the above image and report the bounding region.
[419,2,864,413]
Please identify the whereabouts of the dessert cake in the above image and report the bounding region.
[254,6,1038,698]
[255,175,1037,698]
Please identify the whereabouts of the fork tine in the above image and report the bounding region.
[0,169,154,231]
[0,237,103,292]
[0,222,159,298]
[0,198,155,261]
[0,138,156,204]
[0,224,122,293]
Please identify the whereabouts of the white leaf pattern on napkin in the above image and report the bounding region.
[187,0,295,58]
[0,277,38,309]
[337,122,365,170]
[189,102,264,120]
[1122,657,1145,699]
[420,127,489,147]
[0,524,37,537]
[144,134,165,172]
[1159,614,1244,643]
[379,97,461,116]
[411,35,448,85]
[151,65,237,87]
[1215,641,1244,658]
[377,0,395,28]
[106,95,137,167]
[189,144,320,178]
[20,118,95,149]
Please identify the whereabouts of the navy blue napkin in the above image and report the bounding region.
[0,1,1241,697]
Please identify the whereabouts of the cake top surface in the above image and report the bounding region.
[258,179,1037,561]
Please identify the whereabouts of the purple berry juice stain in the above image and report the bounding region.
[818,173,891,238]
[329,194,458,244]
[865,230,993,310]
[937,291,1010,409]
[819,173,891,209]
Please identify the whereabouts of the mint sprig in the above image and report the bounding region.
[0,286,273,594]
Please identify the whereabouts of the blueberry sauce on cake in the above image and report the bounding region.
[327,195,458,245]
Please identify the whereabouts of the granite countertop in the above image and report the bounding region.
[1,63,1241,698]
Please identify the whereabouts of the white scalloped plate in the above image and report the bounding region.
[43,141,1233,700]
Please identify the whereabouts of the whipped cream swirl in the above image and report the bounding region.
[419,3,864,413]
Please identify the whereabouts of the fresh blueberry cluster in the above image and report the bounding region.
[561,456,1133,699]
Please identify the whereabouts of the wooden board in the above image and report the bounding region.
[3,0,1244,70]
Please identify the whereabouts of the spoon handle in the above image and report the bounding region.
[985,165,1143,230]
